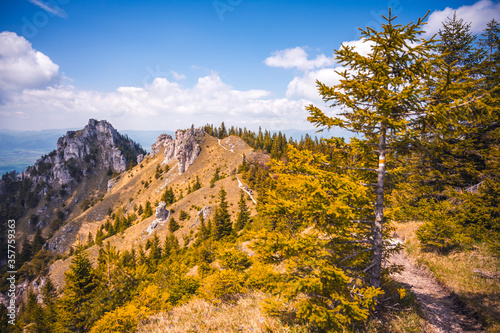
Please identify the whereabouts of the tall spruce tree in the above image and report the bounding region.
[60,251,96,332]
[41,279,58,332]
[23,290,46,332]
[307,9,483,288]
[253,146,382,331]
[32,228,45,255]
[416,14,486,191]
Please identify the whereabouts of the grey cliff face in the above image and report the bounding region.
[151,127,204,174]
[21,119,144,189]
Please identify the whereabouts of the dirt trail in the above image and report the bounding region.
[218,138,257,204]
[388,249,483,333]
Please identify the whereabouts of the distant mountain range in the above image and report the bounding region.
[0,127,355,175]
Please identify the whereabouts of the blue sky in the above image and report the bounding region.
[0,0,498,132]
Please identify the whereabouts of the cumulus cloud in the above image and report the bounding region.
[0,73,311,131]
[0,34,378,131]
[0,31,60,102]
[170,70,186,80]
[340,39,374,57]
[264,47,336,71]
[286,68,342,102]
[266,40,372,103]
[0,33,314,131]
[425,0,500,36]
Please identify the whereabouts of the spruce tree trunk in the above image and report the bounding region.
[370,129,386,288]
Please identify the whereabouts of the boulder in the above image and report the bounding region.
[107,178,117,192]
[155,201,170,221]
[198,206,212,219]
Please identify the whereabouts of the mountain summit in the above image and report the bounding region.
[0,119,146,259]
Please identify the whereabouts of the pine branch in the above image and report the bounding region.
[345,167,378,172]
[449,93,487,109]
[350,219,375,224]
[337,240,373,244]
[338,247,375,263]
[363,263,376,272]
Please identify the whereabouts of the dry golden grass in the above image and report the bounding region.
[363,309,430,333]
[393,221,500,332]
[137,292,308,333]
[49,134,258,288]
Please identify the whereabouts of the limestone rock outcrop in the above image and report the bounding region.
[151,126,204,174]
[155,201,170,221]
[198,206,211,219]
[20,119,145,189]
[144,201,172,235]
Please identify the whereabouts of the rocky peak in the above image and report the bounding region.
[22,119,146,188]
[151,126,204,174]
[18,119,145,198]
[56,119,127,172]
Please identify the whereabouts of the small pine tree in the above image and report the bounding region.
[179,210,190,221]
[238,154,249,173]
[87,232,94,247]
[143,201,153,219]
[20,238,33,264]
[148,233,162,267]
[161,186,176,205]
[95,228,104,246]
[210,167,221,188]
[164,234,180,258]
[155,164,162,179]
[197,214,210,241]
[192,175,202,191]
[169,216,180,233]
[42,278,58,331]
[234,190,250,231]
[32,228,45,254]
[212,186,232,240]
[23,290,45,331]
[42,278,58,304]
[219,121,227,138]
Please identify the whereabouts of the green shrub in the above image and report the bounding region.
[168,217,180,233]
[416,212,472,253]
[201,269,246,301]
[218,247,251,271]
[90,303,146,333]
[179,210,190,221]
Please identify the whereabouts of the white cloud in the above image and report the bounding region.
[286,68,342,102]
[28,0,68,18]
[266,40,373,103]
[170,71,186,80]
[0,73,312,131]
[264,47,336,71]
[425,0,500,36]
[0,31,60,102]
[0,35,378,132]
[340,39,374,57]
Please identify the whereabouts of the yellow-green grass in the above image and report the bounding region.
[393,221,500,332]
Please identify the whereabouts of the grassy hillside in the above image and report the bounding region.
[48,134,256,289]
